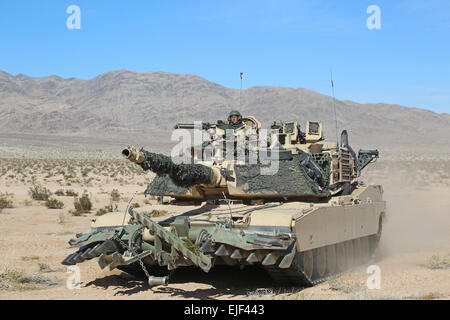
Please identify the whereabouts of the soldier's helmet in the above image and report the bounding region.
[228,110,243,126]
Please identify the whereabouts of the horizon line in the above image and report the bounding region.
[1,68,448,116]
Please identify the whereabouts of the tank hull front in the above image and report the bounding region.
[62,185,385,287]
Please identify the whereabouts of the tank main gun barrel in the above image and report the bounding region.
[122,146,219,188]
[174,123,213,130]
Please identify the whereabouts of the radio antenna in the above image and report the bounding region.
[239,72,244,107]
[330,68,339,146]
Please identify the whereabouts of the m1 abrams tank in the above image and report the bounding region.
[62,116,385,287]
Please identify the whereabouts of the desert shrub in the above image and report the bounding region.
[81,168,90,177]
[65,190,78,197]
[328,279,365,294]
[72,193,92,215]
[54,189,65,196]
[96,203,118,216]
[29,185,51,201]
[132,202,140,208]
[38,263,53,273]
[144,209,168,217]
[44,198,64,209]
[0,192,14,212]
[57,212,69,224]
[110,189,121,202]
[21,256,39,262]
[0,269,60,290]
[423,254,450,270]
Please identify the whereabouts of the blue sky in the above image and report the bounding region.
[0,0,449,113]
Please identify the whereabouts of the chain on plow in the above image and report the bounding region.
[111,231,175,287]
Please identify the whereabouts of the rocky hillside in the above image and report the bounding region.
[1,69,449,150]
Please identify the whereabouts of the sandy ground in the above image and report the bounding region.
[0,150,449,300]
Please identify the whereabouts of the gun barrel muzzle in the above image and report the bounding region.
[122,146,145,164]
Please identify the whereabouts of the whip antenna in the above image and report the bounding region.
[239,72,244,107]
[330,68,339,145]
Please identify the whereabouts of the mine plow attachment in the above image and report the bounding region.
[128,209,213,273]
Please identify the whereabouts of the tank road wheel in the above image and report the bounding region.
[353,238,362,265]
[360,236,370,263]
[336,243,347,272]
[326,245,337,275]
[299,250,314,279]
[345,241,354,269]
[313,247,327,279]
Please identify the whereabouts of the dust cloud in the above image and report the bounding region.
[363,152,450,257]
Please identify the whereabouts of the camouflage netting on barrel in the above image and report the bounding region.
[234,153,331,197]
[144,175,189,196]
[139,150,214,189]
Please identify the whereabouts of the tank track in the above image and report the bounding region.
[264,234,380,287]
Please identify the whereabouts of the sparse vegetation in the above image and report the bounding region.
[21,256,40,262]
[110,189,121,202]
[329,279,366,295]
[96,203,118,216]
[417,292,444,300]
[71,193,92,215]
[44,198,64,209]
[38,263,54,273]
[422,254,450,270]
[57,212,69,224]
[65,189,78,197]
[0,269,60,290]
[28,185,52,201]
[54,189,65,196]
[0,192,14,212]
[144,209,169,217]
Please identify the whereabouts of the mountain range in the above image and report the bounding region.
[1,69,449,151]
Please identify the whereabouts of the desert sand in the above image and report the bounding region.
[0,146,449,300]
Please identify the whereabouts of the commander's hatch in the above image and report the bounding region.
[242,116,262,134]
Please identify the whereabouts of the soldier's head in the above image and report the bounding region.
[228,110,242,125]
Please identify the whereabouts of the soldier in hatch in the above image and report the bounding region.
[226,110,257,161]
[205,110,257,163]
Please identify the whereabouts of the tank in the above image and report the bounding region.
[61,116,385,287]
